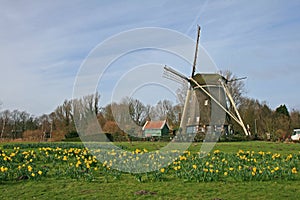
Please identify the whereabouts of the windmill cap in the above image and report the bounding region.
[191,73,227,86]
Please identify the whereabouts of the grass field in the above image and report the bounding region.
[0,141,299,200]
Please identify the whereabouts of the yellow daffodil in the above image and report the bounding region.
[292,167,297,174]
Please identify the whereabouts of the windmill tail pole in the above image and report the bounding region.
[220,81,250,136]
[179,88,192,135]
[189,77,250,136]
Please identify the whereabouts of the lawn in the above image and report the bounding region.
[113,141,300,155]
[1,177,299,200]
[0,141,299,200]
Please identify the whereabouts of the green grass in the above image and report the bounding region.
[0,141,299,199]
[2,140,299,155]
[113,141,300,155]
[1,177,299,200]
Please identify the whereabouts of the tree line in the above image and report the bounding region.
[1,71,300,142]
[0,93,182,141]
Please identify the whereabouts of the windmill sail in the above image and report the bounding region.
[191,25,201,77]
[163,26,250,139]
[177,25,201,141]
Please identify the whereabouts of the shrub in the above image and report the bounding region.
[65,131,79,139]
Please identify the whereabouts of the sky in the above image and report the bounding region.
[1,0,300,116]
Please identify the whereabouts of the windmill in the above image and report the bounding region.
[164,25,250,139]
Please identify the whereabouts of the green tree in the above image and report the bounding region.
[273,104,291,141]
[275,104,290,117]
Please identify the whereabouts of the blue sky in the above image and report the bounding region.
[1,0,300,115]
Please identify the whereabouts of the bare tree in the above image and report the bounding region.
[20,111,30,133]
[129,98,148,126]
[48,112,56,139]
[110,98,132,128]
[39,114,51,140]
[176,82,189,106]
[72,93,101,136]
[94,91,100,115]
[54,98,77,133]
[63,100,72,127]
[291,109,300,129]
[150,100,174,121]
[103,103,114,121]
[11,110,19,139]
[0,110,10,138]
[76,92,101,117]
[220,70,246,107]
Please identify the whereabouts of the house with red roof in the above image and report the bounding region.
[142,120,170,137]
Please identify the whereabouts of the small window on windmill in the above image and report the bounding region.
[187,117,191,124]
[196,117,200,123]
[204,99,209,106]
